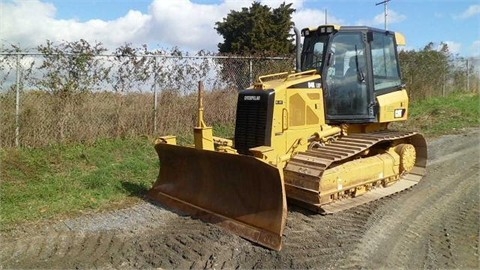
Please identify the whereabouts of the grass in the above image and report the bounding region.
[392,93,480,136]
[0,92,478,231]
[213,124,235,139]
[0,137,158,231]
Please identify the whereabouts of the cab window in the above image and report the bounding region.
[371,32,402,92]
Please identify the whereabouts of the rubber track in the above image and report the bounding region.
[284,130,427,213]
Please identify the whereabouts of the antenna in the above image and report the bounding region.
[375,0,391,30]
[324,9,327,24]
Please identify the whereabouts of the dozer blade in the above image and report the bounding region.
[146,143,287,251]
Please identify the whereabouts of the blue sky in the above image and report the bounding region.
[1,0,479,56]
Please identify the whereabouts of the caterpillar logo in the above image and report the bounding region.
[244,96,261,101]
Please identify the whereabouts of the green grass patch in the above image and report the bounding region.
[0,137,158,230]
[392,93,480,136]
[213,124,235,139]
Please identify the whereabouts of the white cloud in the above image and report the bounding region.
[146,0,224,50]
[471,40,480,56]
[261,0,306,9]
[457,4,480,19]
[1,0,55,47]
[0,0,313,52]
[356,9,406,28]
[442,41,462,55]
[144,0,292,51]
[292,7,344,30]
[0,0,150,50]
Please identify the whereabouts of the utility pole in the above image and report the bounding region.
[376,0,391,30]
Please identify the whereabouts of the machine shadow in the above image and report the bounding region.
[120,181,150,198]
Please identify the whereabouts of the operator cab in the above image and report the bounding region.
[301,25,404,124]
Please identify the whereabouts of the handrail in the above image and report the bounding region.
[258,71,291,83]
[285,69,318,81]
[258,69,320,84]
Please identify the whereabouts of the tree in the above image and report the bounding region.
[399,42,452,100]
[215,2,295,89]
[215,2,295,55]
[36,39,110,96]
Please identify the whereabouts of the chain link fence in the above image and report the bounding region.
[1,52,478,148]
[0,53,294,148]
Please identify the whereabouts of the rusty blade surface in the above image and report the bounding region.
[146,143,287,251]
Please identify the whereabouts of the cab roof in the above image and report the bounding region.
[301,24,406,46]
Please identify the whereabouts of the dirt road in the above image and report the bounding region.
[1,129,479,269]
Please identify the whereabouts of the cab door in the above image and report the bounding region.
[323,31,375,123]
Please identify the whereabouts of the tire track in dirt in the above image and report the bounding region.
[338,167,477,269]
[0,203,176,268]
[383,164,478,269]
[279,206,374,268]
[336,129,480,269]
[125,218,250,269]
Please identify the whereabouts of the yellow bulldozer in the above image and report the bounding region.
[147,25,427,251]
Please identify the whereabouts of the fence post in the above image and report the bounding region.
[466,58,470,92]
[15,53,20,147]
[249,58,253,85]
[442,73,446,97]
[153,57,158,135]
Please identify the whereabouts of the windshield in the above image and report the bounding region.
[301,34,329,71]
